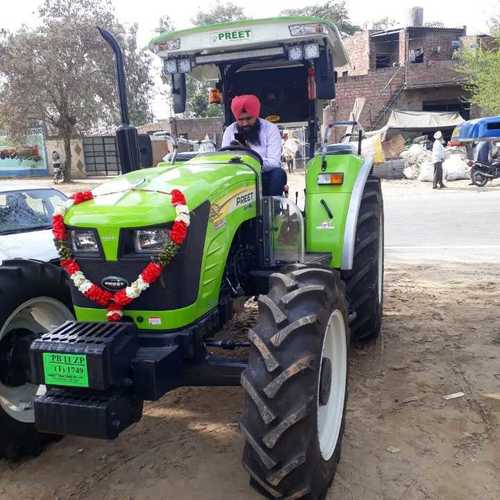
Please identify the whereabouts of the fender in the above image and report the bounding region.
[341,157,373,270]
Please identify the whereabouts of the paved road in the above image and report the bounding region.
[383,179,500,263]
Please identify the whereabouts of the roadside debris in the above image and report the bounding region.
[400,143,470,182]
[443,392,465,400]
[482,393,500,401]
[386,446,401,454]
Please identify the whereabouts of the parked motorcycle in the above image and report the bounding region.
[469,160,500,187]
[53,165,64,184]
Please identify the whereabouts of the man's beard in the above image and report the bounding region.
[236,119,261,146]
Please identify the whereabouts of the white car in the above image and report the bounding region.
[0,185,67,262]
[0,186,74,458]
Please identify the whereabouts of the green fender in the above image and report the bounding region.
[305,152,374,270]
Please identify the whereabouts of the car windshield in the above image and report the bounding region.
[0,189,67,234]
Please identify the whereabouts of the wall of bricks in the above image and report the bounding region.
[406,28,464,63]
[335,67,406,128]
[336,31,370,76]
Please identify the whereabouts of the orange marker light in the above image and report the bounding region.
[317,173,344,185]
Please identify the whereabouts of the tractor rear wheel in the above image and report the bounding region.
[0,260,73,459]
[241,267,349,500]
[343,177,384,341]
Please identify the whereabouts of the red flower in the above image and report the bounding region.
[170,189,186,206]
[170,220,188,245]
[141,262,163,284]
[52,214,66,240]
[107,303,123,322]
[72,191,94,205]
[60,258,80,275]
[85,284,112,307]
[113,289,134,307]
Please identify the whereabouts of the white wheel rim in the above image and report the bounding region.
[317,309,347,461]
[0,297,73,423]
[378,217,384,304]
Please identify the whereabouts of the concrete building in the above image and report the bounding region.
[334,9,483,130]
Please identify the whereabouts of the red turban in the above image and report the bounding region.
[231,95,261,120]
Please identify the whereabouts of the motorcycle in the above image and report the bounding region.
[53,164,64,184]
[469,160,500,187]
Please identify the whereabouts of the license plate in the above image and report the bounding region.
[42,353,89,388]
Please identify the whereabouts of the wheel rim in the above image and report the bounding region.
[317,309,347,461]
[0,297,73,423]
[473,172,487,186]
[377,216,384,304]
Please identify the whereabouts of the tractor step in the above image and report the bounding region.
[303,253,332,266]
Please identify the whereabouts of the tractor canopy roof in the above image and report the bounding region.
[451,115,500,143]
[150,16,349,80]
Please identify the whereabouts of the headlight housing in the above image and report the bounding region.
[134,228,170,253]
[70,230,99,253]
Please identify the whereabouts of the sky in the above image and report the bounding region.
[2,0,497,118]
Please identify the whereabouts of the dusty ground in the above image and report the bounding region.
[0,177,499,499]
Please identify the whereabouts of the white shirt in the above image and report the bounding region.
[221,118,282,171]
[432,139,445,163]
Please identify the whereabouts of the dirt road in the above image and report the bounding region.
[0,262,498,500]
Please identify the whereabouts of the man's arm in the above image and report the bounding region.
[261,123,282,171]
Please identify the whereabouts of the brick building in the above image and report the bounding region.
[334,13,482,131]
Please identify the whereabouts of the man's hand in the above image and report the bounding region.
[234,133,248,147]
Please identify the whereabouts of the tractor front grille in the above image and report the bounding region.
[69,201,210,311]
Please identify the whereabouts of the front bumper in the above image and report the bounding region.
[30,319,244,439]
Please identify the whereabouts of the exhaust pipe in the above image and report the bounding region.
[98,27,140,174]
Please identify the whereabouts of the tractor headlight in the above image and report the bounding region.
[304,43,320,60]
[289,23,326,36]
[134,228,170,253]
[164,58,178,74]
[287,45,304,61]
[177,58,191,73]
[70,230,99,253]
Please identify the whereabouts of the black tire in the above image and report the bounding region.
[342,177,384,341]
[241,267,350,500]
[0,259,73,459]
[471,169,488,187]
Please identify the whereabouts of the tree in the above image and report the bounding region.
[191,1,245,26]
[280,1,360,36]
[0,0,153,181]
[371,17,398,31]
[458,35,500,115]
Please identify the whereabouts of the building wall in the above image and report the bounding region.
[335,67,406,129]
[406,28,464,63]
[336,31,370,77]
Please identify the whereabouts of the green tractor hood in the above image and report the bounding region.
[64,152,260,260]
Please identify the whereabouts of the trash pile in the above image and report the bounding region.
[400,142,470,182]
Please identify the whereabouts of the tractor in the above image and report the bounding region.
[0,17,383,500]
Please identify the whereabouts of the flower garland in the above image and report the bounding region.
[52,188,190,321]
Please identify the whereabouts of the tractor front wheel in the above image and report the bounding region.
[0,260,73,458]
[240,267,349,500]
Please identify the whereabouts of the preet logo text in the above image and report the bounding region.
[211,30,252,43]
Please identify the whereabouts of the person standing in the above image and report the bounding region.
[432,131,446,189]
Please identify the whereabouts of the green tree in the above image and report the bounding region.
[371,17,398,31]
[191,1,245,26]
[458,35,500,115]
[280,1,360,36]
[0,0,153,180]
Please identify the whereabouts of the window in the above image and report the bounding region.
[409,48,424,63]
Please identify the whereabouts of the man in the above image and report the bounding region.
[222,95,286,196]
[432,131,446,189]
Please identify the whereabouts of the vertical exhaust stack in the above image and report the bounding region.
[98,27,140,174]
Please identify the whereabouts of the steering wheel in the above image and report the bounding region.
[219,145,263,165]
